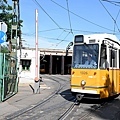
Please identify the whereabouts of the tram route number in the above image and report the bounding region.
[80,71,88,75]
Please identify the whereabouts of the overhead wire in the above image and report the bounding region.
[99,0,115,21]
[52,0,74,47]
[32,0,73,48]
[22,27,120,37]
[47,25,71,48]
[99,0,120,33]
[102,0,120,6]
[30,0,120,48]
[50,0,115,32]
[101,0,120,33]
[32,0,72,34]
[54,32,70,48]
[39,36,70,42]
[66,0,73,34]
[22,28,60,36]
[32,0,62,30]
[38,28,60,33]
[114,9,120,33]
[33,0,119,47]
[32,0,120,34]
[102,1,120,7]
[46,32,71,49]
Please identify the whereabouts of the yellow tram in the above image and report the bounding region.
[70,33,120,100]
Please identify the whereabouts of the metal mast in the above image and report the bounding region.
[10,0,21,60]
[34,9,40,94]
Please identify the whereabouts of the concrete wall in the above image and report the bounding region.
[17,49,40,82]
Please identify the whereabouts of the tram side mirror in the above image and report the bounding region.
[111,50,115,59]
[66,42,73,56]
[66,49,69,56]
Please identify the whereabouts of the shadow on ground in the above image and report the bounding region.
[60,89,120,120]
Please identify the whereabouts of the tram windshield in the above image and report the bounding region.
[72,44,99,69]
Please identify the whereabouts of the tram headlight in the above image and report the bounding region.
[81,80,86,86]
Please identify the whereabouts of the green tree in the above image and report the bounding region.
[0,0,23,52]
[0,0,23,53]
[1,45,9,53]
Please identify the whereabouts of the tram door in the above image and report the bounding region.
[109,47,117,94]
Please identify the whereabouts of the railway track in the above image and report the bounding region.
[5,75,118,120]
[58,99,78,120]
[6,75,74,120]
[57,99,108,120]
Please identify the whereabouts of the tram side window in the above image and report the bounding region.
[99,45,107,69]
[109,49,117,67]
[109,49,112,67]
[114,51,117,67]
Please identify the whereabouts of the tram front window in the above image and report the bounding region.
[72,44,99,69]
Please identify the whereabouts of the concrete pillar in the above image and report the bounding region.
[49,54,52,74]
[61,55,64,75]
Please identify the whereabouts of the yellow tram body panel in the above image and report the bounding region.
[69,33,120,100]
[71,69,120,99]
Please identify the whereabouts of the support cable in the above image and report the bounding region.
[102,0,120,6]
[54,32,70,48]
[32,0,72,48]
[50,0,116,32]
[99,0,120,32]
[114,9,120,33]
[66,0,73,34]
[32,0,62,29]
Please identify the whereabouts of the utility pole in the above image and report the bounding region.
[10,0,21,92]
[34,9,40,94]
[10,0,21,57]
[17,0,22,59]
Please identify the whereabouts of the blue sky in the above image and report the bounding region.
[16,0,120,49]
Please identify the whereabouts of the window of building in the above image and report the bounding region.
[20,59,31,71]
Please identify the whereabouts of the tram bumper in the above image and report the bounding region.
[71,88,100,99]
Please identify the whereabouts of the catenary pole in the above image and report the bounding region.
[35,9,38,80]
[34,9,40,94]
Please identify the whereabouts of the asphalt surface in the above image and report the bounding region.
[0,77,52,120]
[1,76,120,120]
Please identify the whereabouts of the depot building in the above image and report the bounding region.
[17,48,72,78]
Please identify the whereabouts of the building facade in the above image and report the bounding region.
[17,48,72,83]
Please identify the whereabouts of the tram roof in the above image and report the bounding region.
[84,33,120,43]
